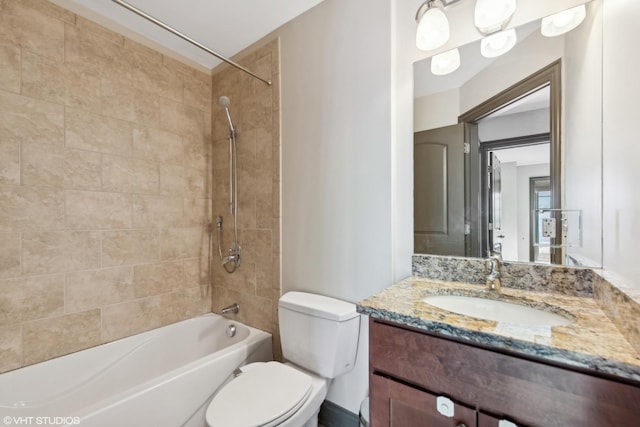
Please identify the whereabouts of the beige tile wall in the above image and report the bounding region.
[211,40,282,358]
[0,0,213,373]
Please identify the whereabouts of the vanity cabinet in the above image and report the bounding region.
[369,319,640,426]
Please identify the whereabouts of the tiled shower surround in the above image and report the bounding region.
[210,40,282,359]
[0,0,215,372]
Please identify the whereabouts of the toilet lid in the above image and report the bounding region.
[206,362,313,427]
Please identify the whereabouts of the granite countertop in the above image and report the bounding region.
[357,276,640,383]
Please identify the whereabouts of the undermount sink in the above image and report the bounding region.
[422,295,572,326]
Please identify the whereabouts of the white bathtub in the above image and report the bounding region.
[0,314,272,427]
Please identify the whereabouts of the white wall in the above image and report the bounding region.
[564,0,603,266]
[276,0,393,413]
[500,162,519,260]
[414,88,460,132]
[478,109,550,141]
[602,0,640,286]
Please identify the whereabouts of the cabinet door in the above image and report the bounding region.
[478,411,527,427]
[371,374,476,427]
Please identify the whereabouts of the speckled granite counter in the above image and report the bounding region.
[357,276,640,383]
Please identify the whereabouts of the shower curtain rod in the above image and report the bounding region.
[111,0,272,86]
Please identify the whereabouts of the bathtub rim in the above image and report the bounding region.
[0,313,272,413]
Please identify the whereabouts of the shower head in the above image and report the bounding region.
[218,96,235,134]
[218,96,231,108]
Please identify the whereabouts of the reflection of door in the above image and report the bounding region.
[488,152,503,255]
[414,124,465,256]
[530,176,551,263]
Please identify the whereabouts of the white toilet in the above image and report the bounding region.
[205,291,361,427]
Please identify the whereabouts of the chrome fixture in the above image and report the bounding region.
[110,0,271,86]
[220,303,240,316]
[485,253,502,291]
[226,324,237,338]
[216,96,241,273]
[418,1,586,77]
[219,95,235,135]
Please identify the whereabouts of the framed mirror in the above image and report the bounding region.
[413,0,602,267]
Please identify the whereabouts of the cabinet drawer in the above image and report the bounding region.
[370,319,640,426]
[371,374,476,427]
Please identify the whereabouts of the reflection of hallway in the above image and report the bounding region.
[489,145,549,263]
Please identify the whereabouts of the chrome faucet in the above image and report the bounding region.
[220,303,239,316]
[485,253,502,291]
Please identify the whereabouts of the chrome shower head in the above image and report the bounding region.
[218,96,231,108]
[218,96,235,134]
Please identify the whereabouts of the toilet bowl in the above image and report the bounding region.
[205,292,361,427]
[205,362,327,427]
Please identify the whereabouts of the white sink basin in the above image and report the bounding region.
[422,295,571,326]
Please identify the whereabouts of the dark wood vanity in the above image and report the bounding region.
[369,318,640,427]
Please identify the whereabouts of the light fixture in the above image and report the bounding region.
[415,0,450,51]
[541,5,586,37]
[431,48,461,75]
[474,0,517,35]
[481,28,517,58]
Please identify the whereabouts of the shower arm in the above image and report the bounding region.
[110,0,272,86]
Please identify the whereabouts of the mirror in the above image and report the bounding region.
[413,0,602,267]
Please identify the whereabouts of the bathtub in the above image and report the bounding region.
[0,314,272,427]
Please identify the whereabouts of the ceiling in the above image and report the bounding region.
[484,85,550,119]
[493,143,550,166]
[50,0,326,70]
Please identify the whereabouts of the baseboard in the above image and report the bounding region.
[318,400,360,427]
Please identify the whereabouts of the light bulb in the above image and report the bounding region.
[474,0,517,34]
[416,5,450,51]
[431,48,461,76]
[481,28,517,58]
[541,5,586,37]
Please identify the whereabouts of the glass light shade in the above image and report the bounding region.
[481,28,517,58]
[416,6,450,51]
[541,5,586,37]
[431,48,460,76]
[474,0,517,34]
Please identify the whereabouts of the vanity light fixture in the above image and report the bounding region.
[480,28,517,58]
[415,0,450,51]
[541,4,586,37]
[474,0,517,35]
[431,48,461,75]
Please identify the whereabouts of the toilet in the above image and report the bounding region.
[205,291,361,427]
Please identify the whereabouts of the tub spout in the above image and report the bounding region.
[220,303,239,316]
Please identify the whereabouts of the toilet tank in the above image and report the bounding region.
[279,292,361,379]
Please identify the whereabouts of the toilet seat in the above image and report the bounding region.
[206,362,313,427]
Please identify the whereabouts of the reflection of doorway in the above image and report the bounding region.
[530,176,551,263]
[460,60,562,263]
[481,141,550,262]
